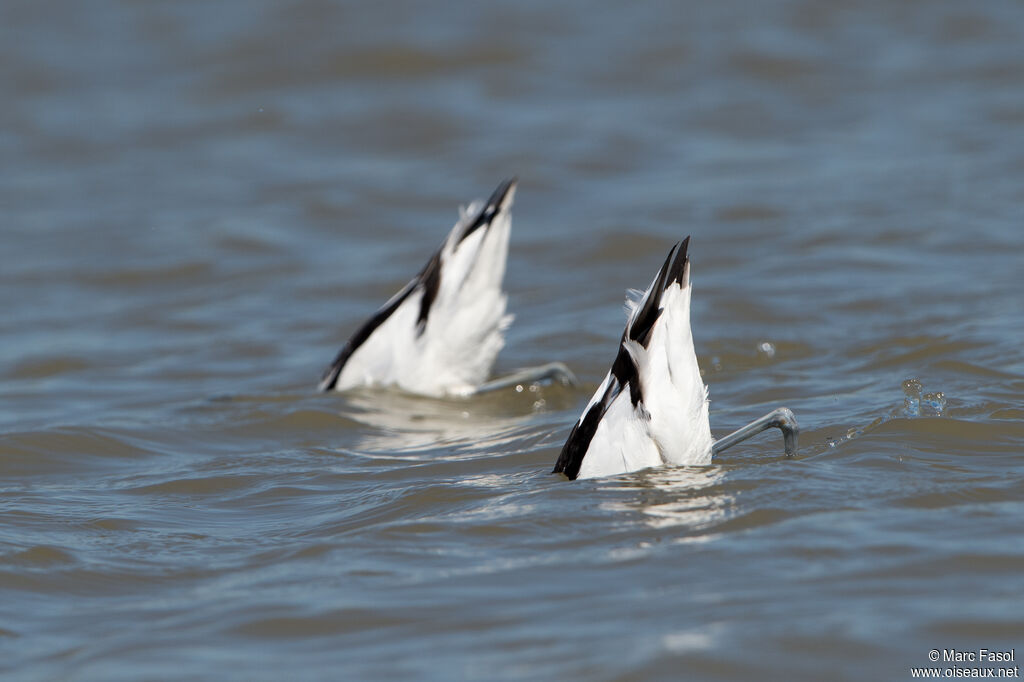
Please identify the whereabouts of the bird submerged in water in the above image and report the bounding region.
[553,237,797,480]
[320,178,573,398]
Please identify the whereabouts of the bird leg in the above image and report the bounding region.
[711,407,799,457]
[475,362,578,394]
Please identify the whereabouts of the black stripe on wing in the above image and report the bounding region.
[416,178,515,335]
[415,250,442,335]
[552,238,692,479]
[417,178,514,334]
[318,245,441,392]
[553,339,646,479]
[553,378,623,480]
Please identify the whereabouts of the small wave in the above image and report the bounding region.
[0,427,158,477]
[8,356,91,380]
[2,545,77,568]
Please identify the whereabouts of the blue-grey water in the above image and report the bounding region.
[3,1,1023,680]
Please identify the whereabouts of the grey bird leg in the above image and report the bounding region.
[711,407,799,457]
[475,362,578,393]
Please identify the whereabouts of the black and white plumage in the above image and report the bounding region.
[554,238,714,480]
[319,179,516,397]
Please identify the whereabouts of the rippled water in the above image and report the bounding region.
[3,1,1023,680]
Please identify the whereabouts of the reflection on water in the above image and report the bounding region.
[603,466,733,535]
[338,384,560,456]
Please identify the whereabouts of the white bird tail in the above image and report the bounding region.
[554,238,713,479]
[319,179,517,397]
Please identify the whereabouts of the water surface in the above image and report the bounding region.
[2,1,1023,680]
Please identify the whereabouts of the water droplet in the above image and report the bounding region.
[902,378,922,417]
[757,341,776,358]
[515,384,524,393]
[902,378,922,395]
[923,391,946,416]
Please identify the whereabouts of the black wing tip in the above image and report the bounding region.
[458,178,518,244]
[487,176,518,216]
[554,404,603,481]
[552,450,575,479]
[480,177,519,220]
[665,236,691,290]
[318,350,346,392]
[319,374,338,392]
[553,420,582,479]
[627,248,673,347]
[625,235,693,353]
[492,177,518,205]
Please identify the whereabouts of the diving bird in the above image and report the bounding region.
[553,237,797,480]
[320,178,573,398]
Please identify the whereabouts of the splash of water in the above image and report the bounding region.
[902,377,945,417]
[827,378,948,449]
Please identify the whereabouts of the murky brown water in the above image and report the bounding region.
[3,1,1023,680]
